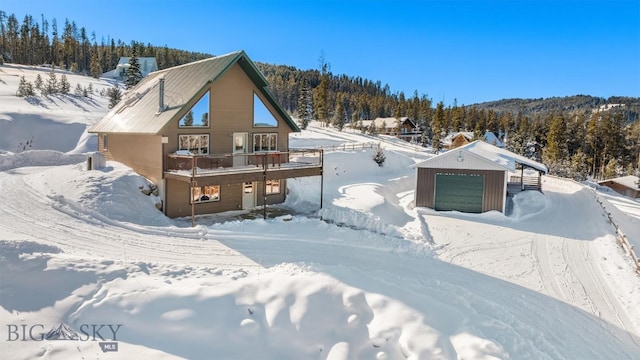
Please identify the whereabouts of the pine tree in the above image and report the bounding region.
[34,74,43,90]
[201,112,209,127]
[16,75,35,96]
[89,50,102,78]
[570,150,589,181]
[183,110,194,126]
[432,101,445,153]
[313,53,329,127]
[125,43,143,89]
[59,74,70,94]
[543,115,567,166]
[44,65,57,95]
[604,158,619,179]
[74,83,83,96]
[107,86,122,109]
[373,142,386,167]
[297,79,313,129]
[332,93,345,131]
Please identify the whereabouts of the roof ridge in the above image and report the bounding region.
[150,50,243,76]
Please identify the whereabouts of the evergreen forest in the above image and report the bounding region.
[1,9,639,180]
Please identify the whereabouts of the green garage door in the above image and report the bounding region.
[434,173,484,213]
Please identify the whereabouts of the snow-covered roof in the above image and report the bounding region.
[599,175,640,190]
[442,131,504,148]
[414,140,548,173]
[358,117,409,129]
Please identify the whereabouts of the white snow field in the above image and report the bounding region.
[1,65,640,359]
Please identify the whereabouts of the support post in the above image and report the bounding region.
[320,150,324,210]
[191,156,196,227]
[263,153,267,220]
[520,165,524,191]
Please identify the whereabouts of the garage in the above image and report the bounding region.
[434,173,484,213]
[413,141,548,214]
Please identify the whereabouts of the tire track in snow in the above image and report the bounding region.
[0,167,257,269]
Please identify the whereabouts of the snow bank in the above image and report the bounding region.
[0,150,86,171]
[509,190,548,220]
[25,161,172,227]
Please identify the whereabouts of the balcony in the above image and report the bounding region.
[164,149,323,185]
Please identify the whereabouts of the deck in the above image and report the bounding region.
[164,149,323,186]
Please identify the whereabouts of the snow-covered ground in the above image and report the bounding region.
[1,65,640,359]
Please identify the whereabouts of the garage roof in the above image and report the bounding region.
[414,140,548,174]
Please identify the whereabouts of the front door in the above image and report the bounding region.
[233,132,248,166]
[242,182,256,209]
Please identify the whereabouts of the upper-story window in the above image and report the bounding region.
[253,133,277,152]
[179,91,210,127]
[253,93,277,127]
[178,134,209,155]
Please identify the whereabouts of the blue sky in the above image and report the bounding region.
[4,0,640,105]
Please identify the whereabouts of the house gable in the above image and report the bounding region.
[89,50,298,135]
[415,146,510,172]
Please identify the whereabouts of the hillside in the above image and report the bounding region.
[470,95,640,121]
[1,65,640,359]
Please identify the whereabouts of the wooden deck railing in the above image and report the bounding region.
[508,175,542,191]
[166,148,323,174]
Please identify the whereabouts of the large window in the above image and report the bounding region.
[253,133,277,152]
[191,185,220,203]
[179,91,210,127]
[253,93,278,127]
[178,134,209,155]
[265,180,280,195]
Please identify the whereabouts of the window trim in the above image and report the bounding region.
[265,179,280,195]
[102,134,108,150]
[178,134,209,155]
[253,133,277,152]
[191,185,220,204]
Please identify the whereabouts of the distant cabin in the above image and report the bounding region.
[598,176,640,198]
[442,131,505,150]
[102,57,158,80]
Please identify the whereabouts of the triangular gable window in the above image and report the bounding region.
[179,91,210,127]
[253,93,278,127]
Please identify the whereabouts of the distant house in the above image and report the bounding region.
[598,176,640,198]
[102,57,158,80]
[354,117,421,142]
[442,131,505,150]
[413,141,547,213]
[89,51,323,220]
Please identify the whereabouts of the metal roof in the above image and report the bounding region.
[414,140,548,174]
[89,50,299,134]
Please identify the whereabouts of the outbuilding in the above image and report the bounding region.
[598,175,640,198]
[414,141,548,213]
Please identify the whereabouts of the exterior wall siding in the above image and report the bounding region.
[158,62,295,217]
[159,63,291,157]
[98,133,163,184]
[415,168,505,213]
[601,181,640,198]
[165,178,286,218]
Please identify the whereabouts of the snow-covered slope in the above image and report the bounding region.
[1,67,639,359]
[0,63,113,153]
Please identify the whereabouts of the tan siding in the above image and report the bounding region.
[415,168,505,212]
[164,178,287,218]
[165,179,243,218]
[160,63,292,158]
[99,133,163,184]
[256,179,286,206]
